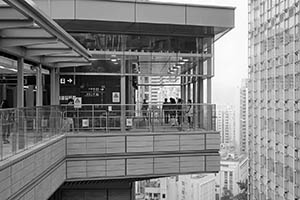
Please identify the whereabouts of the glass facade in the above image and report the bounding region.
[60,33,214,106]
[248,0,300,199]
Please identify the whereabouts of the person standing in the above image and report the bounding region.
[66,98,75,132]
[162,98,169,124]
[169,98,177,126]
[186,99,194,129]
[177,98,183,126]
[141,99,149,121]
[1,99,11,144]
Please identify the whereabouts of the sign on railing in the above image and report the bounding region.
[61,103,216,133]
[0,103,217,161]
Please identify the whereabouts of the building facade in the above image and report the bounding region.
[168,175,216,200]
[239,79,249,155]
[217,156,248,197]
[248,0,300,199]
[0,0,234,200]
[217,105,236,146]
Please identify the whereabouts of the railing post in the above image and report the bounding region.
[18,109,25,150]
[12,109,17,154]
[92,105,95,132]
[106,111,108,132]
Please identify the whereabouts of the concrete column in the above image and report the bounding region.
[55,68,60,104]
[197,59,207,128]
[17,57,25,150]
[207,78,212,103]
[181,75,185,101]
[25,85,34,107]
[50,68,60,105]
[206,50,213,129]
[17,57,24,108]
[187,70,191,100]
[206,57,212,104]
[36,64,43,106]
[192,66,197,129]
[120,55,126,132]
[35,65,43,142]
[50,68,55,105]
[1,75,7,101]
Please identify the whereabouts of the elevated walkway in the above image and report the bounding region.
[0,105,220,200]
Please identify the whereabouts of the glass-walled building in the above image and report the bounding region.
[59,34,214,105]
[248,0,300,199]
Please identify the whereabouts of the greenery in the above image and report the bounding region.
[221,187,233,200]
[220,180,248,200]
[233,181,248,200]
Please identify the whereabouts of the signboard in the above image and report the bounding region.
[74,97,82,108]
[112,92,120,103]
[126,118,133,127]
[60,75,74,85]
[82,119,89,127]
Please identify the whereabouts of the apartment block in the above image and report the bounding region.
[248,0,300,199]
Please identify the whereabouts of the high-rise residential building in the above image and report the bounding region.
[217,155,248,198]
[163,175,216,200]
[248,0,300,199]
[239,79,248,155]
[217,105,236,146]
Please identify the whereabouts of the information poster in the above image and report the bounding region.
[112,92,120,103]
[74,97,82,108]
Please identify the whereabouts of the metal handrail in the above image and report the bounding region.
[0,103,216,161]
[0,105,63,161]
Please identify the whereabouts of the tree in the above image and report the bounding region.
[234,180,248,200]
[221,187,233,200]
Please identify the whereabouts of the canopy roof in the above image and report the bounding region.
[0,0,91,68]
[37,0,235,39]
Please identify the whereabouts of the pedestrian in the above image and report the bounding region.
[162,98,169,124]
[66,98,75,132]
[186,99,194,129]
[177,98,183,126]
[141,99,149,121]
[1,99,11,144]
[169,98,177,126]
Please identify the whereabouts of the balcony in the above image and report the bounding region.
[0,103,217,161]
[0,104,220,199]
[60,103,216,133]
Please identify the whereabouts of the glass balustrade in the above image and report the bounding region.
[0,103,216,161]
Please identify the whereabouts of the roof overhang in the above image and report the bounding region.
[0,0,91,68]
[36,0,235,39]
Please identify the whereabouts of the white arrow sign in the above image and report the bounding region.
[67,78,73,83]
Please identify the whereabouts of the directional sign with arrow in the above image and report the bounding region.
[60,75,74,85]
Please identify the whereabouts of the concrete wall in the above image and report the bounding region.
[34,0,234,28]
[0,137,66,200]
[0,132,220,199]
[65,132,220,180]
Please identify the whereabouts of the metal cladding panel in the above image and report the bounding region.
[35,0,234,31]
[136,3,185,24]
[206,155,220,171]
[180,156,205,172]
[186,6,234,28]
[127,158,154,176]
[106,160,125,177]
[86,160,106,177]
[34,0,52,16]
[49,0,75,19]
[127,136,153,153]
[76,0,135,22]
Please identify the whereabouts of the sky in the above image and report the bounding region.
[153,0,248,106]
